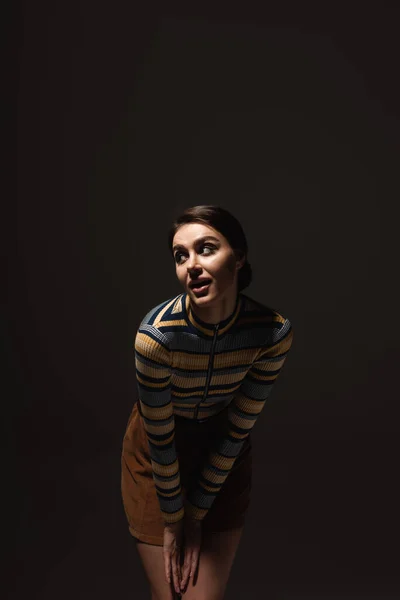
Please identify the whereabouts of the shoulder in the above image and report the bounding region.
[136,293,185,345]
[240,293,293,346]
[133,294,185,364]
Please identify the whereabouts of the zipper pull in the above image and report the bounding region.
[194,323,220,421]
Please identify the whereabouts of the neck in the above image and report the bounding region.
[189,289,239,325]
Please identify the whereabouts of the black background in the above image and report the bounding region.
[9,2,400,598]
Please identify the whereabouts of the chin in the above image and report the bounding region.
[190,290,218,303]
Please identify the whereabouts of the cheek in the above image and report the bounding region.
[213,256,237,282]
[224,254,237,275]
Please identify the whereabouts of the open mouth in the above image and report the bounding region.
[190,279,212,292]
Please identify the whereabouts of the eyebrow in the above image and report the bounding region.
[173,235,220,252]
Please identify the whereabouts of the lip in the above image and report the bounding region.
[188,278,212,289]
[189,278,212,295]
[191,282,211,296]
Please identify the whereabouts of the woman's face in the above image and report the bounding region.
[172,223,245,306]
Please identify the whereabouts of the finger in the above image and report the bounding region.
[180,562,189,588]
[180,549,192,589]
[171,552,181,594]
[164,551,171,584]
[190,549,200,578]
[176,552,182,586]
[177,552,183,591]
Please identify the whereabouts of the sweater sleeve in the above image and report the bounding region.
[185,318,294,521]
[134,325,184,524]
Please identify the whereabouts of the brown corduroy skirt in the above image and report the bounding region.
[121,401,252,546]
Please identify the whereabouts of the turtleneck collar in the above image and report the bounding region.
[183,292,242,338]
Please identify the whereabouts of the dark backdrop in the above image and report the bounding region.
[10,3,400,599]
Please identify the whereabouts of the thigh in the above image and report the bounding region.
[183,526,245,600]
[135,541,176,600]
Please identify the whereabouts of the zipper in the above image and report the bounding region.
[194,323,220,420]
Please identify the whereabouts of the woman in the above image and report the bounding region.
[121,205,293,599]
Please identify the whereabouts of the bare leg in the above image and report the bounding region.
[182,525,244,600]
[135,540,176,600]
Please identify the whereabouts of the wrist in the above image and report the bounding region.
[184,498,206,521]
[185,516,202,526]
[164,518,183,530]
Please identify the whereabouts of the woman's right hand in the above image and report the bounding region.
[180,517,202,592]
[163,520,184,594]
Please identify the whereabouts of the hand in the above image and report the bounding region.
[180,517,202,592]
[163,520,184,595]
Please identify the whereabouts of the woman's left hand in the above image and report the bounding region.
[163,520,184,594]
[180,517,202,592]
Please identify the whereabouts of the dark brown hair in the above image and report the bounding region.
[168,205,252,292]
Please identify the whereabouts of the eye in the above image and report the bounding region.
[174,244,216,264]
[202,244,215,255]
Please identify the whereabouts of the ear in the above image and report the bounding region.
[235,249,246,270]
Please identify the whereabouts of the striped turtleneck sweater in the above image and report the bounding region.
[134,291,293,524]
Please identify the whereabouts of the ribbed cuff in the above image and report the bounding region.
[162,506,185,525]
[184,499,207,521]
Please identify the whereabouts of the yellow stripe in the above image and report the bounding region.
[159,486,182,498]
[249,371,277,382]
[172,401,198,409]
[217,297,242,335]
[153,298,178,327]
[172,385,239,399]
[229,429,249,440]
[144,420,174,435]
[160,474,181,490]
[147,431,175,446]
[140,403,172,420]
[172,371,246,388]
[173,390,203,399]
[160,319,187,327]
[172,347,257,370]
[214,348,258,369]
[185,295,213,336]
[229,411,260,429]
[258,329,293,358]
[234,397,266,415]
[174,408,194,418]
[152,459,179,478]
[209,454,236,470]
[136,373,170,389]
[171,296,184,314]
[163,506,185,523]
[173,351,210,369]
[200,482,221,493]
[254,355,286,371]
[185,503,207,520]
[135,360,171,379]
[135,331,170,365]
[201,468,227,485]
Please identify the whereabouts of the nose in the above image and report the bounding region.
[186,252,202,273]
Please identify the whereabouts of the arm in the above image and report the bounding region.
[185,318,294,520]
[134,325,184,524]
